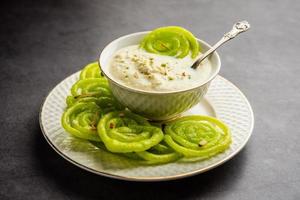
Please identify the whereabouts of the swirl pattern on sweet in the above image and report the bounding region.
[68,78,123,112]
[164,116,231,158]
[71,78,110,97]
[140,26,200,58]
[79,62,105,80]
[97,111,164,153]
[61,102,102,141]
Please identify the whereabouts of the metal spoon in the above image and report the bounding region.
[191,21,250,69]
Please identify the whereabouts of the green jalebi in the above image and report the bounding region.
[79,62,105,80]
[140,26,200,58]
[164,116,231,158]
[61,102,102,141]
[71,78,110,97]
[66,78,123,112]
[97,111,164,153]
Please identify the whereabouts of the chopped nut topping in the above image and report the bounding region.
[131,58,138,62]
[90,112,99,131]
[147,75,154,79]
[133,72,139,79]
[109,123,115,129]
[199,139,207,146]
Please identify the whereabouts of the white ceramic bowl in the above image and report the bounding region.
[99,32,221,120]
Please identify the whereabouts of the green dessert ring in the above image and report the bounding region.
[97,111,164,153]
[140,26,200,58]
[79,62,105,80]
[61,102,102,141]
[164,116,231,158]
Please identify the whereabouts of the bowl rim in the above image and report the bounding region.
[99,31,221,95]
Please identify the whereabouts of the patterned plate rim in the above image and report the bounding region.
[39,72,254,181]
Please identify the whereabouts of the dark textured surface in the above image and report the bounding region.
[0,0,299,199]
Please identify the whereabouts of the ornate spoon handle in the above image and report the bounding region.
[191,21,250,69]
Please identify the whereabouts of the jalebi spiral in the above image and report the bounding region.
[164,116,231,158]
[67,78,123,112]
[97,111,164,153]
[79,62,105,80]
[61,102,102,141]
[140,26,200,58]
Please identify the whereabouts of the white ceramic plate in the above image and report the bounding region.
[39,72,254,181]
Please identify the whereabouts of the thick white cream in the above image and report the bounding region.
[109,45,212,92]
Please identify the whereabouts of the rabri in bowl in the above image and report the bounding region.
[99,31,221,120]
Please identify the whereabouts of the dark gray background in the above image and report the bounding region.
[1,0,299,199]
